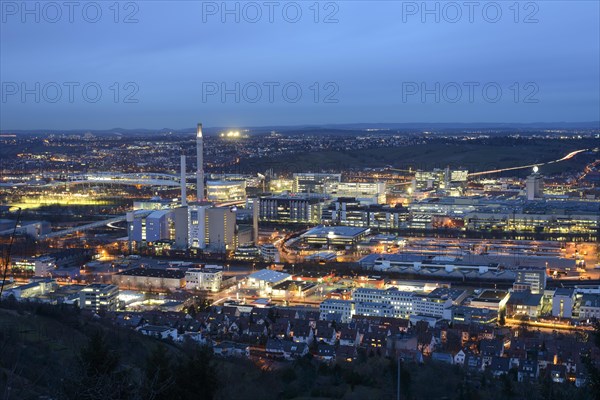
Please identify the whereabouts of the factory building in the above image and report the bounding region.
[128,207,188,248]
[145,210,173,242]
[205,206,238,251]
[127,122,244,253]
[112,268,186,291]
[187,202,212,248]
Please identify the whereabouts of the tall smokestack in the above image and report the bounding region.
[180,154,187,206]
[252,197,259,244]
[196,123,204,201]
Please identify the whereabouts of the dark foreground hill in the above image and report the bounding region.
[1,300,598,400]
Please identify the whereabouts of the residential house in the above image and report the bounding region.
[464,353,483,373]
[336,345,358,363]
[480,339,504,368]
[339,327,361,347]
[137,325,178,341]
[489,356,511,376]
[317,344,336,363]
[547,364,567,383]
[315,326,337,345]
[282,341,309,360]
[292,323,314,345]
[454,348,471,366]
[431,352,454,364]
[362,327,387,349]
[271,319,291,339]
[518,359,539,382]
[245,323,267,342]
[213,341,250,358]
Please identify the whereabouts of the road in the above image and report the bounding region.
[468,148,588,177]
[505,318,592,333]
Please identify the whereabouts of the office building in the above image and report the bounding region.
[579,294,600,320]
[79,284,119,312]
[450,306,498,325]
[259,194,326,223]
[293,173,341,193]
[526,167,544,200]
[319,299,355,322]
[355,301,396,318]
[412,288,468,319]
[469,290,510,311]
[323,181,386,204]
[206,180,246,202]
[185,266,223,292]
[13,256,56,276]
[515,267,547,294]
[352,287,414,318]
[300,225,370,249]
[269,178,293,194]
[260,243,279,262]
[323,197,409,229]
[552,288,575,318]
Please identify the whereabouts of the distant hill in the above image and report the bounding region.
[2,121,598,136]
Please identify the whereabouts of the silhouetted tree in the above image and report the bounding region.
[172,346,217,400]
[59,331,136,400]
[144,345,174,400]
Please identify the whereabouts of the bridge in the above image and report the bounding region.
[44,173,194,187]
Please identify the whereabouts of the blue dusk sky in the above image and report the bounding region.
[1,0,599,130]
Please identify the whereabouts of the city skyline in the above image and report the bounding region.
[1,1,600,399]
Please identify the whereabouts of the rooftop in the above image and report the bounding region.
[580,294,600,308]
[247,269,291,283]
[117,268,186,279]
[507,291,543,306]
[302,225,369,238]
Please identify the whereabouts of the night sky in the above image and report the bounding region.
[1,1,599,129]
